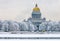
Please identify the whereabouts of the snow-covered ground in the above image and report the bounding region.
[0,31,60,34]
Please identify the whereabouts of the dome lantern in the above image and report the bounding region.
[35,4,38,7]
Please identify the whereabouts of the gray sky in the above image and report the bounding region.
[0,0,60,21]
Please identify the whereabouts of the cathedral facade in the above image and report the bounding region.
[27,4,46,29]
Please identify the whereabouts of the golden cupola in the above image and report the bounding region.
[33,4,40,12]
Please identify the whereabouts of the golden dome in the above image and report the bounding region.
[33,4,40,11]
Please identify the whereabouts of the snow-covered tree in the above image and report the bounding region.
[39,22,48,32]
[2,21,9,32]
[19,22,29,31]
[0,21,3,31]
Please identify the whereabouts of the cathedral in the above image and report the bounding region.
[27,4,46,29]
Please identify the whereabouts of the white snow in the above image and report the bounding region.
[0,20,60,34]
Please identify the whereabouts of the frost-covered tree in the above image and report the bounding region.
[28,23,37,32]
[46,21,60,32]
[12,22,20,31]
[39,22,48,32]
[19,21,37,32]
[19,22,29,31]
[2,22,9,32]
[0,21,3,31]
[7,21,20,31]
[27,21,37,32]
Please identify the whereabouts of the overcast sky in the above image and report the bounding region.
[0,0,60,21]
